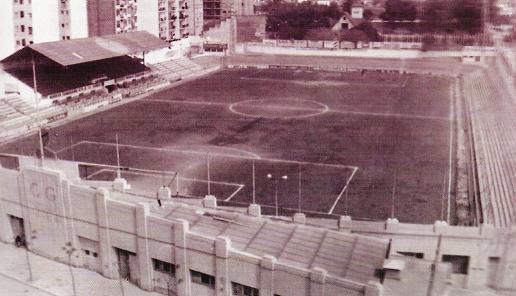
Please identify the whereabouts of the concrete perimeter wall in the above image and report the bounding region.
[0,161,374,296]
[233,43,498,59]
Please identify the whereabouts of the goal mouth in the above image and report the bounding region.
[55,140,358,214]
[229,98,329,119]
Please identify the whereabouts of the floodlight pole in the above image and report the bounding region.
[274,181,279,217]
[70,136,75,162]
[252,160,256,204]
[297,165,301,213]
[344,186,348,216]
[176,173,180,197]
[38,128,44,167]
[440,172,446,222]
[267,174,287,217]
[207,152,211,195]
[390,171,397,219]
[116,134,121,179]
[31,50,39,106]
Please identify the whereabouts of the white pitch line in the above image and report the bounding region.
[329,109,449,121]
[88,167,243,188]
[140,97,446,121]
[85,168,111,179]
[328,166,359,215]
[66,140,358,170]
[225,184,245,202]
[145,98,229,107]
[240,76,404,88]
[180,176,243,188]
[446,83,456,223]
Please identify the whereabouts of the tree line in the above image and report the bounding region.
[260,0,496,40]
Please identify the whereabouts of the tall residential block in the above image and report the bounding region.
[203,0,255,23]
[87,0,138,36]
[0,0,88,60]
[137,0,203,41]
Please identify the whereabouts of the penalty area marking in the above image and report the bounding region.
[328,166,359,215]
[167,144,261,159]
[84,167,245,201]
[57,140,358,170]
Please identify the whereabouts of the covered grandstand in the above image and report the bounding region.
[0,31,170,104]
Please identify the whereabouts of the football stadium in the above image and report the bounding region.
[3,64,456,223]
[0,25,515,296]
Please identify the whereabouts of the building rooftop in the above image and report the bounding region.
[139,196,389,284]
[2,31,169,67]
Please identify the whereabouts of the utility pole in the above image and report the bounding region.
[390,170,397,219]
[267,174,288,217]
[62,242,78,296]
[252,160,256,204]
[426,234,442,296]
[31,50,38,106]
[116,134,121,179]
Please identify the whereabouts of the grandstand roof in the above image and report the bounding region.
[1,31,169,67]
[145,199,389,284]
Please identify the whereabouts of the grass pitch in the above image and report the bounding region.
[2,68,454,223]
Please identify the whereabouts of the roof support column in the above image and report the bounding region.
[136,203,153,291]
[215,236,231,296]
[259,255,276,296]
[310,267,327,296]
[174,219,191,296]
[95,188,118,279]
[31,50,39,106]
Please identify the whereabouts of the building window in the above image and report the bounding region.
[21,39,26,46]
[20,11,24,18]
[232,282,259,296]
[398,252,424,259]
[20,0,23,4]
[21,25,25,32]
[442,255,469,275]
[28,27,32,35]
[152,259,175,276]
[16,40,21,45]
[190,270,215,288]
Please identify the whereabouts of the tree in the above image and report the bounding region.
[341,0,353,13]
[340,29,368,45]
[262,0,342,39]
[381,0,417,21]
[353,22,380,41]
[451,0,482,34]
[422,0,452,32]
[363,9,374,20]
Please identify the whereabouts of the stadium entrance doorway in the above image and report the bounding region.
[9,215,25,246]
[116,248,138,284]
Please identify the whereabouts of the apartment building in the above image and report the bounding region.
[203,0,255,23]
[87,0,138,36]
[137,0,203,42]
[0,0,88,60]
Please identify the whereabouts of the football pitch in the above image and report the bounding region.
[2,68,454,223]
